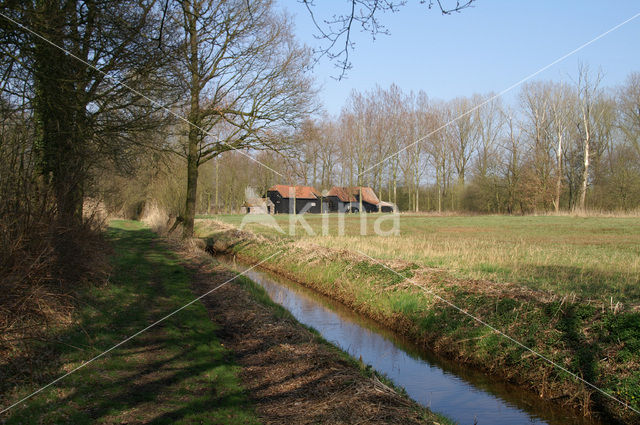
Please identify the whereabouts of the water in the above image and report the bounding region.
[219,256,605,425]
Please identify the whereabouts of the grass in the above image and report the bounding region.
[197,214,640,304]
[3,220,259,424]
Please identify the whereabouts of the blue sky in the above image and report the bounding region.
[282,1,640,116]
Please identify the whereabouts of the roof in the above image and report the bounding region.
[268,185,320,199]
[243,197,274,207]
[377,201,395,208]
[347,187,380,205]
[327,187,357,202]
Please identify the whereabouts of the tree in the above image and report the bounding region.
[548,82,574,212]
[171,0,315,236]
[500,107,523,214]
[426,100,452,213]
[0,0,172,268]
[575,64,602,211]
[446,96,478,208]
[617,72,640,158]
[520,81,554,210]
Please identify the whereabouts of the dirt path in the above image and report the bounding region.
[176,245,446,425]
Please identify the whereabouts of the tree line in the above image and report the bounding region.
[177,66,639,215]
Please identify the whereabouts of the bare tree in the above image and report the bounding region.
[500,107,523,214]
[426,100,452,213]
[172,0,315,236]
[548,82,574,212]
[617,72,640,158]
[473,93,503,180]
[445,96,478,208]
[520,81,554,210]
[575,64,603,211]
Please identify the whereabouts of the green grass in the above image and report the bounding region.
[4,220,259,424]
[197,214,640,303]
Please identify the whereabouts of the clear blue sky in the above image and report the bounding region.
[282,1,640,116]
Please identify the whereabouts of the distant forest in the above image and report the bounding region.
[128,67,640,215]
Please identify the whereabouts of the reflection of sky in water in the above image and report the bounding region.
[238,265,604,425]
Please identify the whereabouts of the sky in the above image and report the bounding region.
[281,1,640,116]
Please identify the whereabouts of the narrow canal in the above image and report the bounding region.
[219,256,605,425]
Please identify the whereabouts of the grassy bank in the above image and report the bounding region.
[196,217,640,424]
[2,220,258,424]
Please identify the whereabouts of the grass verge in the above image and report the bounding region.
[1,220,258,424]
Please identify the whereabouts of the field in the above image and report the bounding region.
[197,214,640,305]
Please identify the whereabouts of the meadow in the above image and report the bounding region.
[197,214,640,305]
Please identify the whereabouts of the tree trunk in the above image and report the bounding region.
[554,136,562,213]
[183,146,199,237]
[183,9,201,238]
[579,133,590,210]
[215,159,219,213]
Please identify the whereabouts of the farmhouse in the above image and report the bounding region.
[241,197,274,214]
[267,185,322,214]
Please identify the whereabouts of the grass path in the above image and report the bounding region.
[3,220,258,424]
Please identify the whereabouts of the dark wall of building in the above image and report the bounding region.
[361,202,378,213]
[267,191,321,214]
[295,199,320,214]
[267,191,288,213]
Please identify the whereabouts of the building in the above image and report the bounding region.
[241,197,274,214]
[326,186,397,213]
[267,185,322,214]
[325,187,358,213]
[265,184,397,214]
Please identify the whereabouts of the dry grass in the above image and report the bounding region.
[140,201,171,234]
[0,184,111,400]
[205,214,640,304]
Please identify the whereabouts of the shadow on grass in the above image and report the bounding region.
[3,223,258,425]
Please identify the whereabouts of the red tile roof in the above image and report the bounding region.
[348,187,380,205]
[328,187,381,205]
[268,185,320,199]
[327,187,357,202]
